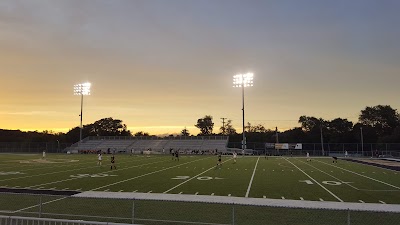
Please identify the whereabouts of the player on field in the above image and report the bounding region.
[171,149,175,160]
[175,150,179,161]
[345,151,348,158]
[216,153,222,168]
[42,150,46,160]
[233,151,237,164]
[332,156,338,163]
[97,152,103,166]
[110,154,116,170]
[306,152,310,162]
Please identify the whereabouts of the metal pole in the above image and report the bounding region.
[39,195,43,218]
[360,127,364,157]
[347,208,351,225]
[242,84,245,152]
[320,125,324,156]
[80,94,83,142]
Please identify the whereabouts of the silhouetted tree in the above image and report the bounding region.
[195,115,214,135]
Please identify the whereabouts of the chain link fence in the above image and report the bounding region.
[0,192,399,225]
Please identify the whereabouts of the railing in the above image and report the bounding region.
[0,215,135,225]
[0,192,399,225]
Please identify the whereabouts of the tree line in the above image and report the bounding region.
[1,105,399,144]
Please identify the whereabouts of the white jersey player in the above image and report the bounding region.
[98,153,103,166]
[306,152,310,162]
[233,152,237,163]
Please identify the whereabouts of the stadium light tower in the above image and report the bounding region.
[233,73,254,153]
[74,82,91,142]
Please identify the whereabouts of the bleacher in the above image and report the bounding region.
[67,136,229,154]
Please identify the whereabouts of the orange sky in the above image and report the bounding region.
[1,1,399,135]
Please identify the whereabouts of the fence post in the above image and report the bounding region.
[38,195,43,218]
[131,200,135,224]
[232,205,235,225]
[347,209,350,225]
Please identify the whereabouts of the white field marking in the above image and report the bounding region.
[164,158,233,193]
[132,190,138,192]
[62,188,69,190]
[178,192,183,194]
[359,200,365,203]
[283,158,343,202]
[104,189,109,192]
[383,172,387,174]
[76,188,81,191]
[319,198,324,201]
[195,192,198,195]
[245,157,260,198]
[194,167,196,169]
[315,160,400,190]
[296,159,359,190]
[27,159,170,189]
[118,190,123,192]
[13,197,67,213]
[91,157,210,191]
[263,169,265,171]
[147,191,152,193]
[273,170,274,171]
[211,193,215,196]
[228,194,231,197]
[300,197,304,200]
[281,196,285,200]
[263,195,266,198]
[0,158,168,183]
[14,186,20,188]
[379,201,386,204]
[236,169,238,170]
[2,156,148,178]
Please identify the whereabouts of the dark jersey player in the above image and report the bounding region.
[110,154,116,170]
[216,153,222,168]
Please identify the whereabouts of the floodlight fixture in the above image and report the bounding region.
[232,73,254,152]
[74,82,91,142]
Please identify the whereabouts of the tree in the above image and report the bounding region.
[328,118,354,142]
[90,117,131,136]
[246,122,267,133]
[195,115,214,135]
[359,105,400,136]
[220,119,236,135]
[181,127,190,136]
[134,131,150,136]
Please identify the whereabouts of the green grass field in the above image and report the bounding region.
[0,153,399,225]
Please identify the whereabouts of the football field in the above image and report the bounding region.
[0,153,399,224]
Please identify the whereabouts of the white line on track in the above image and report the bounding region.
[163,158,233,193]
[315,159,400,190]
[245,157,260,198]
[283,158,343,202]
[91,157,209,191]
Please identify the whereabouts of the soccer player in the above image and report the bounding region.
[97,152,102,166]
[110,154,116,170]
[242,149,245,157]
[171,149,175,160]
[306,152,310,162]
[175,150,179,161]
[332,156,338,163]
[345,151,348,158]
[216,153,222,168]
[233,151,237,163]
[42,150,46,160]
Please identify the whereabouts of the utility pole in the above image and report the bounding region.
[275,127,279,143]
[221,117,227,135]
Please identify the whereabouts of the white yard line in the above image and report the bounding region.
[0,158,167,183]
[90,157,209,191]
[315,159,400,190]
[295,158,359,190]
[13,197,67,213]
[283,158,343,202]
[245,157,260,198]
[163,158,233,193]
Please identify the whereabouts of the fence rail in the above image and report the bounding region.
[0,192,399,225]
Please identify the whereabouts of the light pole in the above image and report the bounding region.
[233,73,253,153]
[360,127,364,157]
[74,82,91,142]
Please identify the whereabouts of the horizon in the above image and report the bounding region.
[1,0,399,135]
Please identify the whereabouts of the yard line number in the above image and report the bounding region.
[172,176,224,181]
[300,180,353,186]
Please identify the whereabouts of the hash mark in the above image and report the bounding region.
[379,200,386,204]
[281,196,285,200]
[178,192,183,194]
[359,200,365,203]
[132,190,138,192]
[263,195,266,198]
[228,194,231,197]
[147,190,152,193]
[195,192,199,195]
[211,193,215,196]
[118,190,123,192]
[300,197,304,200]
[319,198,324,201]
[104,189,109,192]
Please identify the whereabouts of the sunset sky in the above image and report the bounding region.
[1,0,399,136]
